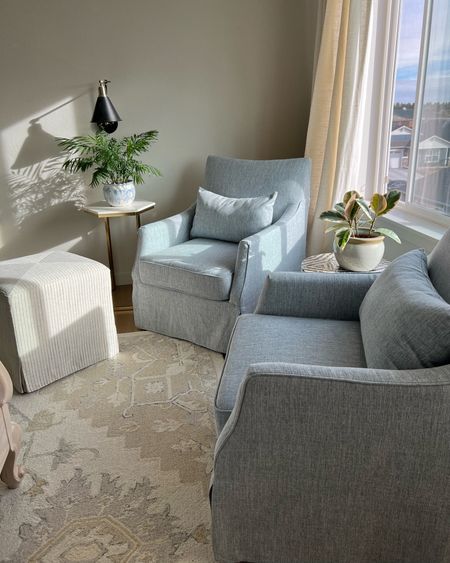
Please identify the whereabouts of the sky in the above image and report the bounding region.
[394,0,450,103]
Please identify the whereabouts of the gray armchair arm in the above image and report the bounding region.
[255,271,377,321]
[230,201,308,313]
[212,362,450,562]
[216,362,450,454]
[217,361,450,452]
[135,205,195,259]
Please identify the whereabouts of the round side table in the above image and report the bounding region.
[301,253,390,274]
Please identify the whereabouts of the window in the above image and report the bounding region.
[423,148,441,164]
[387,0,450,218]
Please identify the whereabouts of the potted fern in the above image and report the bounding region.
[320,190,401,271]
[57,131,161,207]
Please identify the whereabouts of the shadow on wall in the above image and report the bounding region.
[0,94,204,272]
[9,122,86,223]
[0,94,98,261]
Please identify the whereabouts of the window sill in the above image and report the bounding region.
[379,208,448,246]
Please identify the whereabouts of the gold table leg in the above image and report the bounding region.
[103,217,116,291]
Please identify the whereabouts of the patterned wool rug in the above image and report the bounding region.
[0,331,224,563]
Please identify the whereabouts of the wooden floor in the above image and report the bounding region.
[113,284,139,333]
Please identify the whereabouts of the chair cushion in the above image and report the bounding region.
[215,314,365,429]
[138,238,238,301]
[191,187,277,243]
[360,249,450,370]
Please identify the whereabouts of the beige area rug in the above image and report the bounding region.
[0,331,224,562]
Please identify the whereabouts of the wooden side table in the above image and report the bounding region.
[301,253,390,274]
[82,200,155,292]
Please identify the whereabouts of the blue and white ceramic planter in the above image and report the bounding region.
[103,182,136,207]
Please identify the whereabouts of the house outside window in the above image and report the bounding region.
[419,138,450,166]
[386,0,450,217]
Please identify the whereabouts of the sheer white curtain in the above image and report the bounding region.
[305,0,373,255]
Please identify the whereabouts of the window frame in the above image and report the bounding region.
[377,0,450,228]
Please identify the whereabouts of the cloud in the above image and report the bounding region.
[394,0,450,102]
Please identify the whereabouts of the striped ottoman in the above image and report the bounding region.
[0,251,119,393]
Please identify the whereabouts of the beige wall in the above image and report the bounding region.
[0,0,317,283]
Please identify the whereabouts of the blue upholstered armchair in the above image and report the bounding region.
[132,155,311,352]
[211,230,450,562]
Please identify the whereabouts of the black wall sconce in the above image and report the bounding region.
[91,79,121,133]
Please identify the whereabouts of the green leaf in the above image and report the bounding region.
[324,222,349,233]
[335,228,351,250]
[379,190,401,215]
[146,165,162,177]
[374,228,401,244]
[355,198,372,219]
[371,193,388,215]
[320,210,347,223]
[344,196,361,221]
[334,202,346,215]
[343,190,361,204]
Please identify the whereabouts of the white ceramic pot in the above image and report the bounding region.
[333,232,385,272]
[103,182,136,207]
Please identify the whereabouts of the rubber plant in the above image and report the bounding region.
[320,190,402,249]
